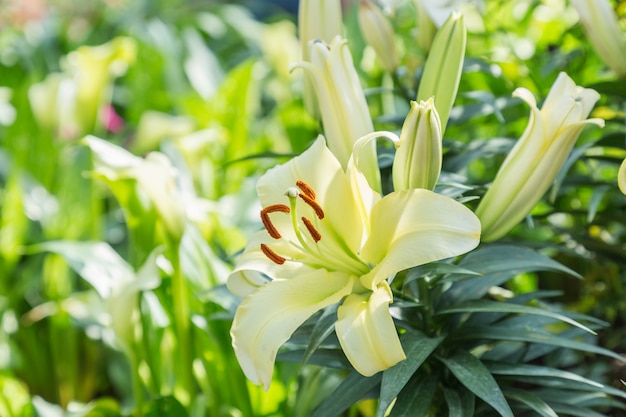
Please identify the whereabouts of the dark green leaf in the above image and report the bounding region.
[443,387,464,417]
[504,388,558,417]
[378,330,444,416]
[302,305,339,366]
[311,371,381,417]
[404,262,481,287]
[438,351,513,417]
[436,299,595,334]
[453,326,625,363]
[388,371,438,417]
[144,396,187,417]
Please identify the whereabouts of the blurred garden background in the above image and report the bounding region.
[1,0,626,416]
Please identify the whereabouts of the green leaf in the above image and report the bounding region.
[438,351,513,417]
[440,245,580,306]
[144,396,187,417]
[378,330,444,416]
[311,371,381,417]
[403,262,481,287]
[487,362,604,389]
[443,387,464,417]
[388,371,438,417]
[453,325,625,363]
[30,241,133,298]
[301,304,339,366]
[503,388,558,417]
[436,299,595,334]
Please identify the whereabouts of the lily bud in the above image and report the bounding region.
[476,73,604,242]
[414,0,437,53]
[571,0,626,78]
[417,11,466,135]
[292,37,381,192]
[619,158,626,195]
[392,98,442,191]
[298,0,343,118]
[358,0,399,73]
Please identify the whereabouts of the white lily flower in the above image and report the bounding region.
[85,136,186,243]
[292,37,381,192]
[476,73,604,242]
[228,136,480,390]
[619,158,626,195]
[571,0,626,78]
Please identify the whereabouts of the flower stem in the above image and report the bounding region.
[169,242,195,405]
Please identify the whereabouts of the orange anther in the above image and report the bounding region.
[260,243,286,265]
[298,192,325,219]
[260,211,282,239]
[264,204,290,214]
[296,180,316,200]
[301,217,321,242]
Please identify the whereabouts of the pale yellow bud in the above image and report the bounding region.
[476,73,604,242]
[392,99,442,191]
[358,0,399,73]
[619,158,626,195]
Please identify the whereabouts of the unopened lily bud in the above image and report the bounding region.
[476,73,604,242]
[392,99,442,191]
[298,0,343,118]
[358,0,399,73]
[619,158,626,195]
[292,37,381,192]
[414,0,437,53]
[571,0,626,78]
[417,11,466,135]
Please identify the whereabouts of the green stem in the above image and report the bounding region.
[418,277,433,336]
[169,242,195,405]
[129,348,144,417]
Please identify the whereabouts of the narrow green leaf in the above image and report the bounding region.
[388,371,438,417]
[30,241,133,298]
[438,351,513,417]
[301,304,339,366]
[378,331,444,416]
[404,262,481,286]
[144,396,187,417]
[504,388,558,417]
[453,326,626,363]
[436,299,595,334]
[312,371,381,417]
[487,361,603,389]
[443,387,463,417]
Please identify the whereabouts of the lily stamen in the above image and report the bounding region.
[296,180,316,199]
[260,243,286,265]
[260,204,290,239]
[301,216,322,242]
[298,192,325,219]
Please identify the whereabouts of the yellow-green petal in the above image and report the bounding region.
[360,189,480,290]
[619,158,626,195]
[231,270,353,390]
[335,281,405,376]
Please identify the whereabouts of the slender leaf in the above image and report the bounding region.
[388,372,438,417]
[453,325,626,363]
[302,304,339,366]
[504,388,558,417]
[443,387,464,417]
[311,371,381,417]
[378,330,444,416]
[438,351,513,417]
[437,299,595,334]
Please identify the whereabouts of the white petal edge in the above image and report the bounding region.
[231,270,353,390]
[335,281,405,376]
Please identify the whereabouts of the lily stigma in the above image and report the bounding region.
[228,136,481,390]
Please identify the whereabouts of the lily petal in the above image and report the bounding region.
[619,158,626,195]
[227,231,317,297]
[335,281,405,376]
[360,189,480,289]
[257,136,365,261]
[231,270,353,390]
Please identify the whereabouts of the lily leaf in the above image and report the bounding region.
[503,388,558,417]
[438,351,513,417]
[311,371,381,417]
[387,371,438,417]
[378,330,444,416]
